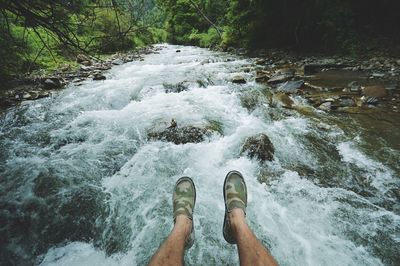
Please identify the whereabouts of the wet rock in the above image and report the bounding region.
[239,88,266,111]
[232,75,246,84]
[176,50,181,53]
[267,69,295,84]
[338,97,355,107]
[363,85,387,98]
[348,81,362,93]
[93,73,106,81]
[241,134,275,161]
[318,102,332,111]
[255,71,270,83]
[112,59,124,65]
[148,123,214,144]
[371,73,385,78]
[276,80,304,93]
[237,48,248,55]
[43,78,62,89]
[22,92,32,100]
[255,59,267,65]
[164,82,190,93]
[227,47,236,53]
[273,93,294,108]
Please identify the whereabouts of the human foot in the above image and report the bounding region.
[223,170,247,244]
[173,177,196,249]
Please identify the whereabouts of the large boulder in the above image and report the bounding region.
[241,134,275,161]
[148,120,216,144]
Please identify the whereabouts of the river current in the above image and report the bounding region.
[0,45,399,265]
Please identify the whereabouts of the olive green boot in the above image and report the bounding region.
[223,170,247,244]
[173,176,196,249]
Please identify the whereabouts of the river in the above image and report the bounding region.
[0,44,399,265]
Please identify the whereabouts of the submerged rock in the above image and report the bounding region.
[241,134,275,161]
[164,82,191,93]
[232,75,247,84]
[148,121,217,144]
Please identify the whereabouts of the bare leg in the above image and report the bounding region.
[148,216,192,266]
[230,209,278,266]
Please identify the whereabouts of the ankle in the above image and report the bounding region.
[174,215,192,238]
[228,208,246,234]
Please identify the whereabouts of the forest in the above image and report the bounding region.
[1,0,400,79]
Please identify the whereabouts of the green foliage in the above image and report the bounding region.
[156,0,400,54]
[189,28,219,47]
[0,0,165,79]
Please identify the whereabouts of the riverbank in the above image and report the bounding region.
[2,45,399,116]
[0,45,162,111]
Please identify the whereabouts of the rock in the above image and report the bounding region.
[267,69,295,84]
[176,50,181,53]
[363,85,387,98]
[338,97,355,107]
[276,80,304,93]
[81,60,92,66]
[148,125,211,145]
[22,93,32,100]
[164,82,191,93]
[237,48,248,55]
[348,81,362,93]
[241,134,275,161]
[371,73,385,78]
[112,59,124,65]
[255,59,267,65]
[255,71,270,83]
[318,102,332,111]
[232,75,246,84]
[43,78,62,89]
[396,59,400,66]
[274,93,294,108]
[76,53,91,63]
[93,73,106,81]
[227,47,236,53]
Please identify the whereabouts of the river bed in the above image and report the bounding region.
[0,45,399,265]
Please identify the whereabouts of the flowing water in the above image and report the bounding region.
[0,45,399,266]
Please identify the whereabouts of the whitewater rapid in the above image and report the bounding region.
[0,45,398,266]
